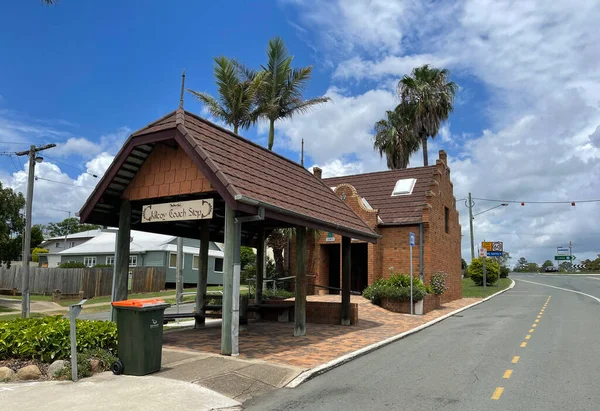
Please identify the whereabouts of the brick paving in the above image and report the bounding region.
[163,295,481,369]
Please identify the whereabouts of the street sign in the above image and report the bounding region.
[325,232,335,242]
[409,232,415,247]
[479,248,487,258]
[492,242,503,252]
[557,247,569,255]
[487,251,503,257]
[482,242,493,251]
[555,255,575,261]
[573,264,586,269]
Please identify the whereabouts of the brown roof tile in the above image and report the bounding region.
[323,167,437,225]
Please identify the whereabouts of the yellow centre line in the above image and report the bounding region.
[503,369,513,379]
[535,319,539,323]
[525,335,531,340]
[521,342,527,347]
[512,356,520,364]
[537,315,542,319]
[532,323,537,327]
[529,329,534,333]
[491,387,504,400]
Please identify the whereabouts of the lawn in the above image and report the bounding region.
[0,306,16,313]
[462,278,512,298]
[0,312,46,321]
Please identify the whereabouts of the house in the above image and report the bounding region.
[41,229,225,285]
[39,229,103,253]
[290,150,462,302]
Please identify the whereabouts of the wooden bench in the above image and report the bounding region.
[163,295,249,325]
[248,302,295,322]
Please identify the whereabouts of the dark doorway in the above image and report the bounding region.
[351,243,369,292]
[328,244,340,293]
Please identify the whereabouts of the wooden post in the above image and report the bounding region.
[341,236,351,325]
[294,226,307,336]
[195,220,209,328]
[255,226,265,305]
[221,204,234,355]
[111,199,131,322]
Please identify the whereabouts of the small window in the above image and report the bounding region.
[193,255,199,270]
[106,256,115,265]
[84,257,96,267]
[55,242,61,248]
[214,258,224,272]
[391,178,416,196]
[445,207,450,234]
[69,241,75,248]
[169,253,183,269]
[129,256,137,267]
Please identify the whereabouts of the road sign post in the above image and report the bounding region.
[409,232,415,315]
[479,247,487,290]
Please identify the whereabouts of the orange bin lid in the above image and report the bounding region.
[112,298,166,307]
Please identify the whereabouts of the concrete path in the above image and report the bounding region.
[157,348,304,403]
[245,274,600,410]
[0,371,240,411]
[0,297,63,316]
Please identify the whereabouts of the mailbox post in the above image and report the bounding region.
[69,299,88,382]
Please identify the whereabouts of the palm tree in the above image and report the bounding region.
[188,56,261,135]
[398,64,458,166]
[373,105,421,169]
[252,37,330,150]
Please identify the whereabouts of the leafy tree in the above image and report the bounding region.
[397,64,458,166]
[468,258,499,286]
[373,105,421,169]
[525,262,540,273]
[0,182,25,267]
[240,246,256,270]
[559,261,572,272]
[188,56,262,135]
[48,217,100,237]
[461,258,468,269]
[490,251,511,269]
[248,37,330,150]
[514,257,528,272]
[541,260,554,271]
[31,225,44,249]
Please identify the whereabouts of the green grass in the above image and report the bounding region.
[0,306,17,313]
[0,294,53,302]
[462,278,512,298]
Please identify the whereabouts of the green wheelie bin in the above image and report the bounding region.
[110,298,170,376]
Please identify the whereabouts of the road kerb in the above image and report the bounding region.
[286,279,516,388]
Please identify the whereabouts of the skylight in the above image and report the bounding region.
[391,178,416,196]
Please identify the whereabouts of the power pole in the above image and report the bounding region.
[16,143,56,318]
[468,192,475,261]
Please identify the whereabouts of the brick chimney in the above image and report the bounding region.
[438,150,447,165]
[313,167,322,179]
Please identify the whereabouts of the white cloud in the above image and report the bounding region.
[284,0,600,264]
[53,137,103,157]
[312,159,365,178]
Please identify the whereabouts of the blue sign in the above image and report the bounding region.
[409,232,415,247]
[487,251,503,257]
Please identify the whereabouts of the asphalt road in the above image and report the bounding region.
[245,273,600,411]
[78,302,197,321]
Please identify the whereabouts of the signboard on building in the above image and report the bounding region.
[142,199,213,223]
[325,232,336,242]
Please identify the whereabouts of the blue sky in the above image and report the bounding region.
[1,1,600,265]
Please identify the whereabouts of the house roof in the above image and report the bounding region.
[42,229,104,243]
[79,109,379,242]
[323,166,437,225]
[56,230,223,257]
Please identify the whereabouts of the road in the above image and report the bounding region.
[245,273,600,411]
[79,302,197,321]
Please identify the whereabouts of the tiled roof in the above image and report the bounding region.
[180,112,377,238]
[323,167,437,225]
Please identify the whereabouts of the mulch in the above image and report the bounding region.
[0,358,50,379]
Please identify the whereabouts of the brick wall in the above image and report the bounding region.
[122,143,214,200]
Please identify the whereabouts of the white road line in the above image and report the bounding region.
[518,279,600,304]
[586,277,600,281]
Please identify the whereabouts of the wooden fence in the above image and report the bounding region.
[0,266,166,298]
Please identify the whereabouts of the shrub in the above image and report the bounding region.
[463,267,470,278]
[31,247,49,263]
[0,316,117,363]
[262,289,295,300]
[59,262,86,268]
[499,266,510,278]
[429,271,449,295]
[468,258,499,286]
[362,274,426,306]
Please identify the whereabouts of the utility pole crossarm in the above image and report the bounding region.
[15,143,56,157]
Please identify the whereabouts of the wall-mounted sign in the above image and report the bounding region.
[325,232,336,242]
[142,199,213,223]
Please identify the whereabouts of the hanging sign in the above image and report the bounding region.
[325,232,336,242]
[142,199,213,223]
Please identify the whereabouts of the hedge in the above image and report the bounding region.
[0,316,117,363]
[363,274,427,306]
[468,258,499,285]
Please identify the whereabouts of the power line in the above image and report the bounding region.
[0,141,34,146]
[473,197,600,204]
[34,176,96,190]
[43,154,99,178]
